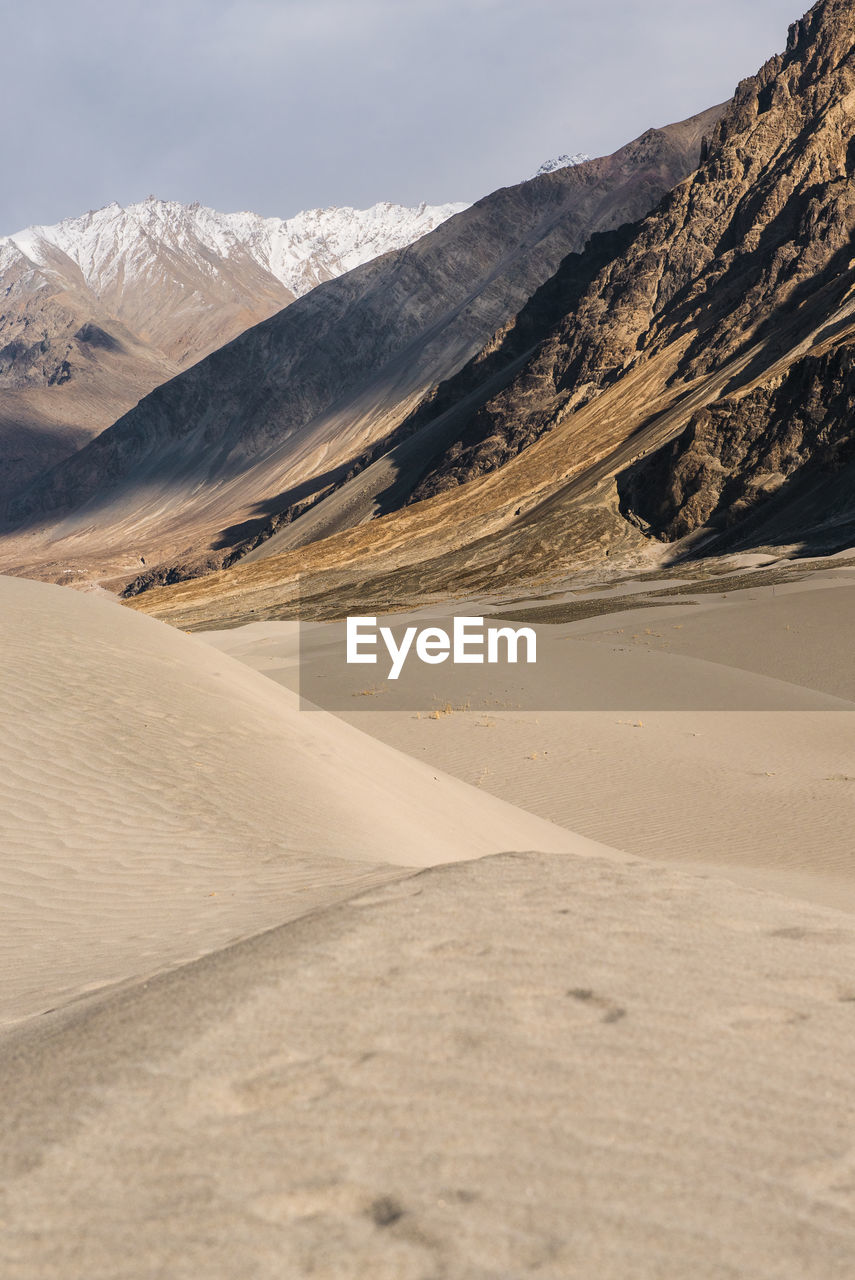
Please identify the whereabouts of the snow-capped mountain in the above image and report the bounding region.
[0,196,468,366]
[1,197,468,320]
[533,154,590,177]
[0,196,467,502]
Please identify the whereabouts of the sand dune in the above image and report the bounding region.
[3,850,855,1278]
[0,576,603,1028]
[5,566,855,1276]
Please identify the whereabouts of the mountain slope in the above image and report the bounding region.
[0,197,464,504]
[1,108,723,587]
[126,0,855,628]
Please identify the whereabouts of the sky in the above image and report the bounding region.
[1,0,803,234]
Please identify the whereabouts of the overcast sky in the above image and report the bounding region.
[2,0,802,233]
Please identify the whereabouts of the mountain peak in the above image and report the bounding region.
[1,196,469,303]
[533,154,590,178]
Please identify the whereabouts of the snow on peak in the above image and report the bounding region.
[533,154,590,178]
[0,196,470,301]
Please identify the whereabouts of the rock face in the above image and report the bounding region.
[0,197,465,505]
[0,109,722,585]
[618,344,855,553]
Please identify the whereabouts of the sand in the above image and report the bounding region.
[3,851,855,1278]
[0,575,602,1029]
[203,568,855,912]
[4,567,855,1275]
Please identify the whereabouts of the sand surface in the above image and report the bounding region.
[203,570,855,911]
[5,568,855,1276]
[3,850,855,1278]
[0,576,600,1028]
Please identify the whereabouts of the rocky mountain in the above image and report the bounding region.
[112,0,855,629]
[0,108,722,588]
[395,0,855,559]
[0,197,465,503]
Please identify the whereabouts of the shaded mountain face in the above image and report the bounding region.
[1,110,722,587]
[123,0,855,629]
[0,198,464,505]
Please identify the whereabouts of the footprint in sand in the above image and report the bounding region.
[769,926,853,944]
[566,988,627,1024]
[713,1004,810,1034]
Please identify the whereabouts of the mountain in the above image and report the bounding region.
[390,0,855,561]
[0,197,465,503]
[0,108,723,588]
[115,0,855,629]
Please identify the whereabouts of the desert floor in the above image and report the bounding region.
[2,563,855,1277]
